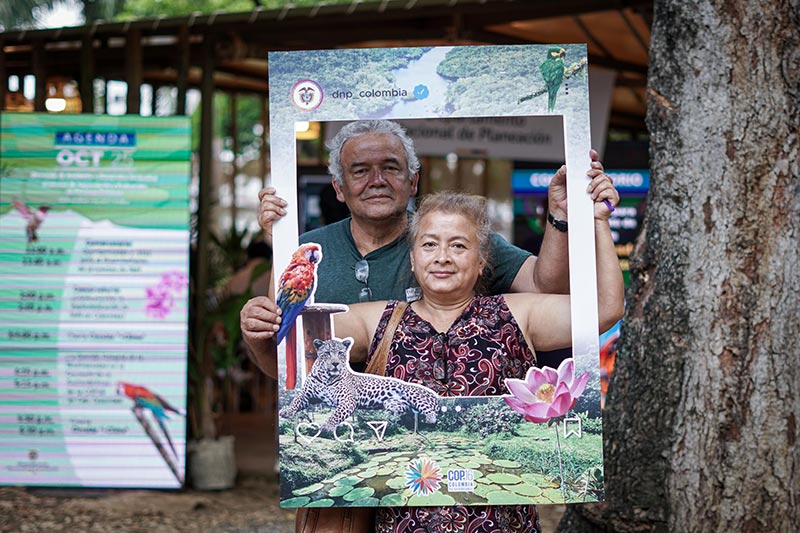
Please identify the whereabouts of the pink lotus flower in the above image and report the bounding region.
[504,358,589,423]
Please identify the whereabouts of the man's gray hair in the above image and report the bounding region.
[327,120,420,185]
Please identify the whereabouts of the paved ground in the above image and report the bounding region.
[2,413,564,532]
[1,475,295,533]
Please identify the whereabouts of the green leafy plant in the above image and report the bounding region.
[188,225,267,440]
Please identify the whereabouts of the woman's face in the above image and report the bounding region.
[410,211,485,300]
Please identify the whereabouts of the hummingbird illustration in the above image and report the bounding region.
[13,200,50,242]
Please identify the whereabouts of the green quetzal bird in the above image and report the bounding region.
[540,47,566,112]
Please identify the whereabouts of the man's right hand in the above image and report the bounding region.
[240,295,282,378]
[257,187,288,236]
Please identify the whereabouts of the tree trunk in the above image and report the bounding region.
[560,1,800,531]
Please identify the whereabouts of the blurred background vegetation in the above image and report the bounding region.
[1,0,355,31]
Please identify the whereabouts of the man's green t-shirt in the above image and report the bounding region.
[300,217,530,305]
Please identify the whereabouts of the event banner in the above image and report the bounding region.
[269,45,603,507]
[0,112,191,488]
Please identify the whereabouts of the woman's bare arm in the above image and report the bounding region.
[332,301,388,363]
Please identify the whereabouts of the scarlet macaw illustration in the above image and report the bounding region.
[118,381,184,482]
[275,243,322,344]
[540,46,566,112]
[12,200,50,242]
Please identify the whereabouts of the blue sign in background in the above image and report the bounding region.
[513,169,650,194]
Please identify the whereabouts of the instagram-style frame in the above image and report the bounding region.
[269,45,602,508]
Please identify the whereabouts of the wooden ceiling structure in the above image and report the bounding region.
[0,0,652,135]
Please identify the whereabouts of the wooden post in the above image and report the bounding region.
[299,303,349,376]
[0,39,6,111]
[125,28,142,114]
[176,25,189,116]
[193,33,216,404]
[229,93,238,223]
[33,40,46,112]
[80,32,95,113]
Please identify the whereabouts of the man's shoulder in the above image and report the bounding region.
[300,218,351,244]
[489,232,531,258]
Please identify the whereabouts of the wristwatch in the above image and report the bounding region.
[547,211,568,233]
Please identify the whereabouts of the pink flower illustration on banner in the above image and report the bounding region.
[504,358,589,423]
[159,271,188,293]
[145,271,188,319]
[145,284,174,319]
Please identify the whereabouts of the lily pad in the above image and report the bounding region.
[485,491,533,504]
[383,451,405,458]
[486,472,523,485]
[281,496,311,507]
[334,477,361,487]
[542,487,566,502]
[328,485,354,497]
[357,468,379,479]
[306,499,335,507]
[294,483,325,496]
[508,483,543,497]
[386,477,408,490]
[473,483,499,498]
[493,459,521,469]
[343,487,375,502]
[380,493,407,506]
[407,492,455,506]
[322,472,346,484]
[350,497,380,506]
[521,473,554,486]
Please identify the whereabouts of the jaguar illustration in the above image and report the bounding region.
[279,338,439,433]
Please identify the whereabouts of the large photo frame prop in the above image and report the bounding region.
[269,45,602,507]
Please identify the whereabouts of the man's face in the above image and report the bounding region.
[332,133,419,223]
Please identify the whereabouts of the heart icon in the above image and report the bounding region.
[297,422,321,444]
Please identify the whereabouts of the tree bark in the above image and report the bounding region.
[560,1,800,531]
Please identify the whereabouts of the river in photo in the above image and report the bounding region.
[371,46,453,118]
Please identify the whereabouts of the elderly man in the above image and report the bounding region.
[241,119,610,373]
